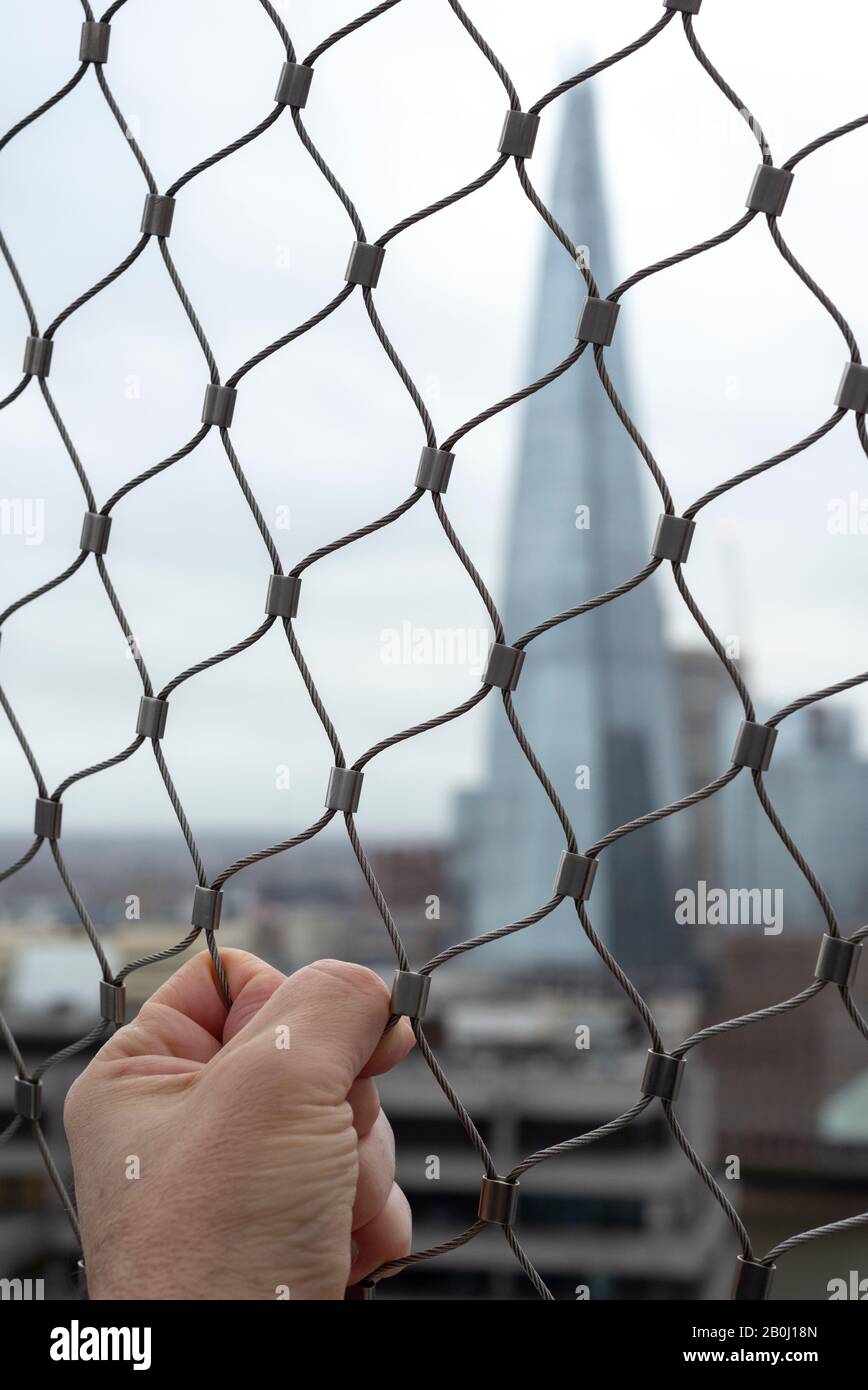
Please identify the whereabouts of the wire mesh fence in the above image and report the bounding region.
[2,0,868,1302]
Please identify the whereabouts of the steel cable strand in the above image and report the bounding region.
[157,240,220,382]
[52,736,144,802]
[508,1097,655,1179]
[0,225,37,330]
[288,111,365,241]
[0,836,43,885]
[227,285,355,387]
[420,895,562,973]
[361,287,436,444]
[0,1117,22,1149]
[90,556,152,694]
[158,619,277,701]
[143,721,223,1003]
[441,341,585,452]
[0,373,31,412]
[0,681,54,903]
[586,763,742,858]
[684,410,845,517]
[681,14,773,160]
[0,552,90,629]
[531,10,675,119]
[149,743,207,888]
[101,426,209,511]
[674,982,826,1059]
[672,565,756,719]
[377,156,508,248]
[342,814,410,971]
[38,379,98,508]
[352,687,490,774]
[857,411,868,464]
[216,431,284,569]
[514,559,663,650]
[0,682,49,796]
[0,682,48,887]
[411,1022,496,1176]
[765,218,861,360]
[0,1007,28,1077]
[609,209,757,303]
[592,349,675,511]
[433,494,505,641]
[304,0,405,68]
[373,1221,485,1278]
[32,1021,111,1083]
[763,1207,868,1267]
[44,233,150,341]
[281,621,345,766]
[212,810,336,892]
[0,228,37,406]
[166,106,286,200]
[784,112,868,171]
[576,902,665,1055]
[503,1226,554,1300]
[290,491,424,577]
[515,158,595,273]
[0,62,88,159]
[92,54,156,191]
[750,769,838,935]
[49,841,113,979]
[33,1121,80,1239]
[115,927,203,988]
[445,1,520,109]
[500,691,577,852]
[663,1105,753,1259]
[838,984,868,1047]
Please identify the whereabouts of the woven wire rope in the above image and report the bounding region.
[0,0,866,1300]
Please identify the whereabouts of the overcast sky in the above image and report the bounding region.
[2,0,867,843]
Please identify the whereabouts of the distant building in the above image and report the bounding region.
[454,82,686,974]
[702,929,868,1175]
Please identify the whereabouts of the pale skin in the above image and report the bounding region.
[63,949,416,1299]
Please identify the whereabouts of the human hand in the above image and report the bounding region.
[64,949,415,1299]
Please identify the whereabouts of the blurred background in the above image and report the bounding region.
[1,0,867,1299]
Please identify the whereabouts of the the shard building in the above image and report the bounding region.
[454,82,688,976]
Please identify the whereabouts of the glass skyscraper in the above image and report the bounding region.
[454,82,686,974]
